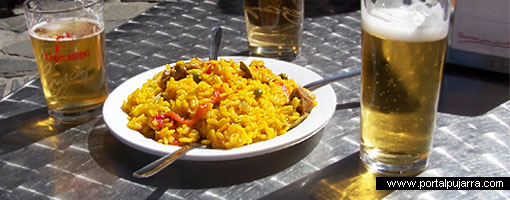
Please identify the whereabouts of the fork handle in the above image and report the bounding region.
[132,145,191,178]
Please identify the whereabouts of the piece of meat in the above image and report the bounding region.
[290,87,315,114]
[158,71,170,90]
[159,63,188,90]
[171,63,188,80]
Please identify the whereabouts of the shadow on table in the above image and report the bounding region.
[439,64,510,116]
[0,107,78,155]
[88,119,323,191]
[261,152,393,200]
[217,0,360,17]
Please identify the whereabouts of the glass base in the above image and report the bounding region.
[360,149,428,176]
[48,105,102,124]
[249,46,299,61]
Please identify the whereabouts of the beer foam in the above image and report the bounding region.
[29,18,104,41]
[361,2,449,42]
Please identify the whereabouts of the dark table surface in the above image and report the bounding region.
[0,0,509,199]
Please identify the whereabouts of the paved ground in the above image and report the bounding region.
[0,0,159,97]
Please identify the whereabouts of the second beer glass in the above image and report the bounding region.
[360,0,451,175]
[243,0,304,60]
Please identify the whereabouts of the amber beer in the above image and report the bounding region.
[243,0,303,60]
[28,18,108,122]
[360,1,449,175]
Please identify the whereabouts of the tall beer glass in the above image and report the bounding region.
[24,0,108,124]
[243,0,304,60]
[360,0,451,175]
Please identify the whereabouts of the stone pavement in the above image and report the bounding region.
[0,0,160,97]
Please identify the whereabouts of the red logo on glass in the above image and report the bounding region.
[44,32,90,62]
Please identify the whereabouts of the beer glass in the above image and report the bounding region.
[24,0,108,124]
[360,0,451,175]
[242,0,304,60]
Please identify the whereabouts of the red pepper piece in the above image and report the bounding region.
[205,62,216,74]
[278,82,290,96]
[164,89,222,126]
[151,114,166,128]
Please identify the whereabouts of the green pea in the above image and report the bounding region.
[191,71,201,83]
[253,89,263,98]
[279,73,288,80]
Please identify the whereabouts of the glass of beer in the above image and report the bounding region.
[360,0,451,175]
[24,0,108,124]
[242,0,304,60]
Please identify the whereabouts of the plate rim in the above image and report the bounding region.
[103,56,337,161]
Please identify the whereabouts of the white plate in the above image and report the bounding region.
[103,56,336,161]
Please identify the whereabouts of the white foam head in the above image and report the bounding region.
[361,0,450,42]
[29,18,103,41]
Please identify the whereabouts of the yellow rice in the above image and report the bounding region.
[121,58,316,149]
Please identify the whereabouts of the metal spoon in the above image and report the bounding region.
[132,143,206,178]
[132,26,223,179]
[303,67,361,91]
[209,26,222,61]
